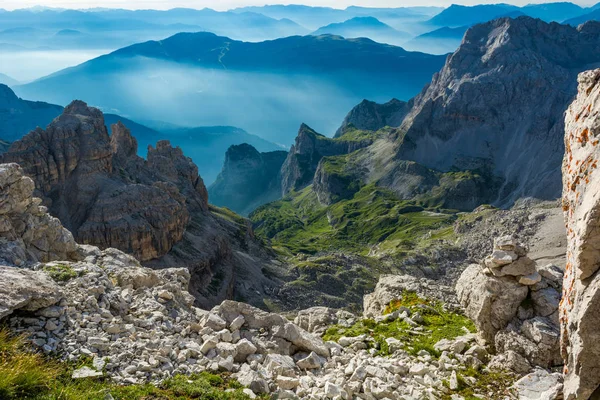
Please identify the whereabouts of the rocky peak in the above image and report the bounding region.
[209,144,287,215]
[147,140,208,211]
[561,68,600,399]
[335,98,410,138]
[63,100,102,118]
[1,100,112,198]
[110,121,138,165]
[281,124,377,194]
[394,16,600,207]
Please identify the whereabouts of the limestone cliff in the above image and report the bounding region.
[561,69,600,399]
[209,144,287,216]
[280,124,378,195]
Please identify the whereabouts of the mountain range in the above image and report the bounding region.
[211,16,600,218]
[14,32,446,144]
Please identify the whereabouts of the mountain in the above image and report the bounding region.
[209,144,288,215]
[323,17,600,211]
[0,84,63,142]
[312,17,411,45]
[0,101,284,308]
[280,123,388,196]
[16,32,446,144]
[427,4,523,27]
[233,5,442,31]
[0,8,308,49]
[0,84,279,185]
[521,2,585,22]
[564,8,600,25]
[403,26,469,54]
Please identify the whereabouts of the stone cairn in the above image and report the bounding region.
[456,235,564,397]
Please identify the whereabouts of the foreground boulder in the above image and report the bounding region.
[562,68,600,399]
[0,265,62,319]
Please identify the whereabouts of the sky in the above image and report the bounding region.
[0,0,595,11]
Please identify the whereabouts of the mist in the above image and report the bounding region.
[1,50,111,82]
[16,57,430,143]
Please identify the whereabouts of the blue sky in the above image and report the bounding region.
[1,0,596,11]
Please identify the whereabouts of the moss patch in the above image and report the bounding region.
[441,367,516,400]
[42,264,80,282]
[323,292,475,357]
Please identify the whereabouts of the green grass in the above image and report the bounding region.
[250,184,456,256]
[441,367,516,400]
[0,328,255,400]
[322,291,475,357]
[42,264,79,282]
[335,126,390,142]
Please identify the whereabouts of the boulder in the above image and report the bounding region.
[364,274,456,318]
[456,264,528,342]
[513,369,563,400]
[0,265,62,319]
[294,307,355,335]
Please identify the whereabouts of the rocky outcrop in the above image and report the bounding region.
[456,236,563,373]
[280,124,376,195]
[209,144,288,215]
[393,17,600,207]
[0,163,79,265]
[294,307,356,336]
[335,98,410,138]
[0,101,191,262]
[561,69,600,399]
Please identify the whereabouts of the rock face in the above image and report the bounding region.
[209,144,288,215]
[456,236,563,373]
[395,17,600,207]
[280,124,376,195]
[0,163,79,265]
[335,98,410,138]
[561,68,600,399]
[1,103,284,309]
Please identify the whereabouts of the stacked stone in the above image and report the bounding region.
[457,236,564,375]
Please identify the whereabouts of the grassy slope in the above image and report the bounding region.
[250,183,457,256]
